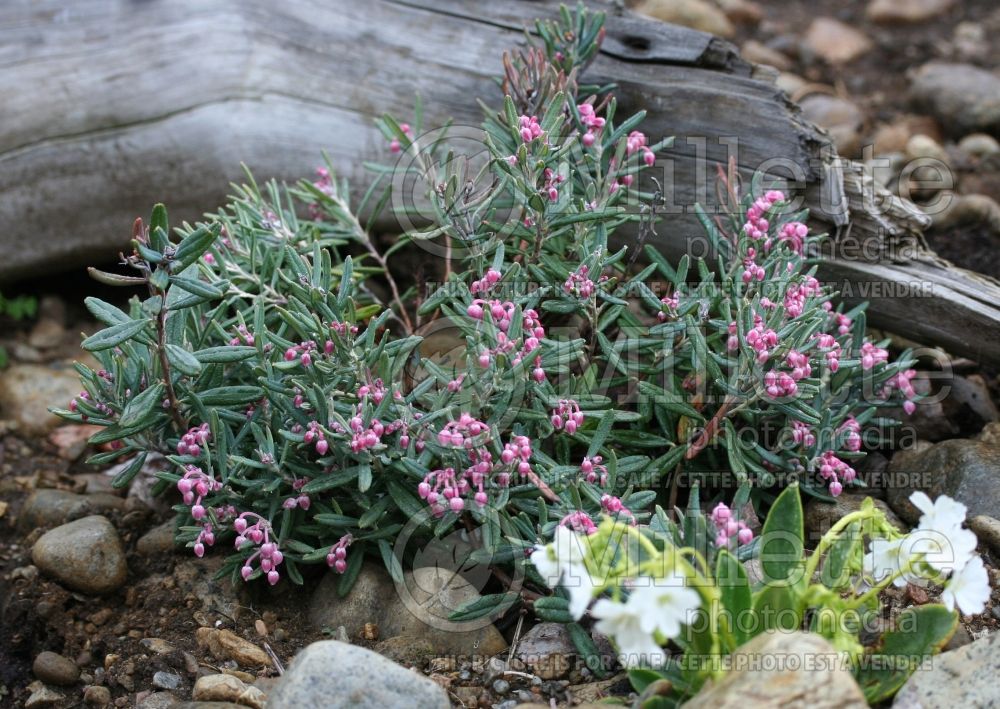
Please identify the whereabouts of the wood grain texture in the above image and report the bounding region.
[2,0,999,361]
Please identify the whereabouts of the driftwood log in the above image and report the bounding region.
[2,0,999,362]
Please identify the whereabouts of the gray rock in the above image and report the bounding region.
[137,518,180,555]
[32,651,80,686]
[267,641,450,709]
[684,631,867,708]
[136,692,180,708]
[513,623,576,680]
[802,17,872,65]
[799,94,863,156]
[910,62,1000,137]
[968,515,1000,556]
[893,633,1000,708]
[82,685,111,706]
[191,674,265,708]
[31,515,128,594]
[0,363,84,434]
[308,563,507,657]
[152,671,183,690]
[959,133,1000,159]
[886,439,1000,524]
[18,489,125,532]
[805,494,905,545]
[24,685,66,708]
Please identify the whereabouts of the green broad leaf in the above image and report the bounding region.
[759,483,804,584]
[194,346,258,363]
[165,344,203,377]
[198,386,264,406]
[853,605,958,704]
[750,583,801,635]
[820,521,860,589]
[533,595,575,623]
[81,318,150,351]
[110,452,148,489]
[313,513,359,527]
[715,549,752,647]
[84,297,132,326]
[448,592,521,622]
[119,382,165,428]
[585,410,615,459]
[567,622,609,678]
[149,203,170,251]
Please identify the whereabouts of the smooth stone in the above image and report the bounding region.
[633,0,735,38]
[867,0,956,23]
[307,563,507,657]
[513,622,576,680]
[684,631,867,708]
[958,133,1000,159]
[267,640,450,709]
[799,94,864,156]
[194,628,270,667]
[31,515,127,594]
[32,651,80,686]
[152,671,183,690]
[886,439,1000,524]
[968,515,1000,556]
[191,674,266,709]
[892,634,1000,708]
[137,518,180,555]
[0,362,84,434]
[18,489,125,532]
[910,62,1000,138]
[83,685,112,706]
[802,17,872,64]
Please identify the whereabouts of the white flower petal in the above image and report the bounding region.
[942,556,990,616]
[530,544,561,588]
[908,491,934,517]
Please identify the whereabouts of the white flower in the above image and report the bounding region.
[626,573,702,640]
[591,598,665,668]
[863,538,912,588]
[910,492,967,534]
[529,526,601,619]
[941,555,990,616]
[905,526,978,576]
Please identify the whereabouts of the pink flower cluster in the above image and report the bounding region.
[470,268,502,294]
[389,123,414,154]
[832,312,852,335]
[840,416,862,452]
[518,115,544,143]
[625,131,656,167]
[282,478,311,511]
[551,398,585,434]
[784,276,823,318]
[813,332,842,371]
[559,510,598,534]
[601,494,635,523]
[229,324,255,346]
[883,369,919,415]
[742,190,786,241]
[68,390,112,421]
[542,167,565,202]
[303,421,329,455]
[563,265,596,298]
[578,102,605,147]
[657,292,679,322]
[859,341,889,371]
[178,465,222,521]
[580,455,608,486]
[711,503,753,548]
[773,221,808,254]
[326,534,353,573]
[284,340,319,367]
[468,291,546,379]
[745,315,779,363]
[791,420,816,447]
[234,513,284,585]
[785,349,812,381]
[177,422,211,457]
[817,450,856,497]
[741,249,766,284]
[763,371,798,400]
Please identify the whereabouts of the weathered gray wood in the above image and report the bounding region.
[1,0,999,362]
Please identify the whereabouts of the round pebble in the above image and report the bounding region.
[33,651,80,686]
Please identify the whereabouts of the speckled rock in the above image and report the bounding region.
[194,628,269,667]
[191,674,265,708]
[910,62,1000,137]
[805,494,905,544]
[513,622,576,679]
[31,515,127,594]
[886,439,1000,523]
[893,634,1000,708]
[267,641,449,709]
[684,631,867,708]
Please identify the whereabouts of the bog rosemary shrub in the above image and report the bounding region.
[59,6,917,593]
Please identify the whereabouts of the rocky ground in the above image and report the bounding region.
[3,1,1000,707]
